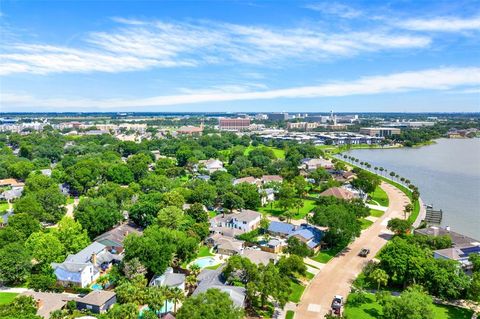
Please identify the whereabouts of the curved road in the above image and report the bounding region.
[295,182,409,318]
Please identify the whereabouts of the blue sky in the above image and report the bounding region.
[0,0,479,112]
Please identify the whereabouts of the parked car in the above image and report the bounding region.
[330,295,344,316]
[358,248,370,257]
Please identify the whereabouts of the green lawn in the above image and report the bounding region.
[0,292,18,305]
[289,281,306,303]
[286,310,295,319]
[208,211,217,218]
[369,186,389,207]
[304,272,315,280]
[204,264,222,270]
[66,197,75,205]
[243,145,285,159]
[0,202,9,213]
[311,247,343,264]
[259,199,316,220]
[360,218,374,230]
[345,293,473,319]
[197,245,214,258]
[369,209,384,218]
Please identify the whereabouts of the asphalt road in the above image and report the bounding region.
[295,182,409,318]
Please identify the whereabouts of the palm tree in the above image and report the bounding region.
[160,286,173,315]
[370,269,389,291]
[400,177,405,183]
[147,286,166,314]
[189,264,201,277]
[389,171,396,180]
[170,287,185,313]
[185,275,197,294]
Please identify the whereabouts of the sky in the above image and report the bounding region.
[0,0,479,113]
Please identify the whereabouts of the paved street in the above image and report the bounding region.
[295,182,409,318]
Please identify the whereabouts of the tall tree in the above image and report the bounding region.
[74,197,123,238]
[177,288,244,319]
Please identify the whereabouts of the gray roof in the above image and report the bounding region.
[193,267,245,308]
[94,223,141,248]
[232,209,261,222]
[66,242,106,263]
[51,262,91,273]
[242,249,278,265]
[415,227,479,247]
[76,290,116,306]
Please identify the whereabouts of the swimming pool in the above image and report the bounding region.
[192,256,219,269]
[91,283,103,290]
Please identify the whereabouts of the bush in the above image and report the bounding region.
[28,274,62,292]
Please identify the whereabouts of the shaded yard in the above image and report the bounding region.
[259,199,316,220]
[289,281,306,303]
[345,292,473,319]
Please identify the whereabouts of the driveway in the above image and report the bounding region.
[295,182,409,318]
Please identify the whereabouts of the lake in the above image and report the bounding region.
[346,138,480,239]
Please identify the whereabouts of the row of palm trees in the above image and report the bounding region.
[341,154,413,188]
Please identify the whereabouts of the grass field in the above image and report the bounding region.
[243,145,285,159]
[369,186,389,207]
[0,292,18,305]
[259,199,316,220]
[369,209,384,218]
[286,310,295,319]
[360,218,374,230]
[311,246,343,264]
[344,293,473,319]
[289,281,306,303]
[197,245,214,258]
[0,202,9,212]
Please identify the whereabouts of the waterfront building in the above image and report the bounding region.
[359,127,401,137]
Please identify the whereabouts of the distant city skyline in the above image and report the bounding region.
[1,1,479,112]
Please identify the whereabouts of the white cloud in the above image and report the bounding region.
[305,2,362,19]
[0,19,431,75]
[396,16,480,32]
[3,67,478,109]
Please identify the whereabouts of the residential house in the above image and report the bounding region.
[0,178,25,188]
[75,291,116,314]
[260,238,285,254]
[233,176,258,186]
[241,249,279,265]
[267,221,297,237]
[414,226,479,247]
[267,221,323,252]
[22,291,74,319]
[52,242,121,288]
[319,187,357,201]
[299,158,333,171]
[176,125,203,136]
[197,159,225,174]
[210,209,262,233]
[434,244,480,269]
[207,234,244,255]
[150,267,186,291]
[260,175,283,184]
[94,223,142,254]
[193,267,246,308]
[289,225,323,252]
[0,186,23,202]
[260,188,275,206]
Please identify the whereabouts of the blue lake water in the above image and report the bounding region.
[346,138,480,239]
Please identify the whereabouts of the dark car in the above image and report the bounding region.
[358,248,370,257]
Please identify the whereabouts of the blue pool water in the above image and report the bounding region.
[193,256,217,268]
[91,283,103,290]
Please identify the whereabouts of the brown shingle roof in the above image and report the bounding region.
[319,187,355,200]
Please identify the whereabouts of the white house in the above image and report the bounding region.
[51,242,120,288]
[198,159,225,174]
[210,210,262,233]
[150,267,186,291]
